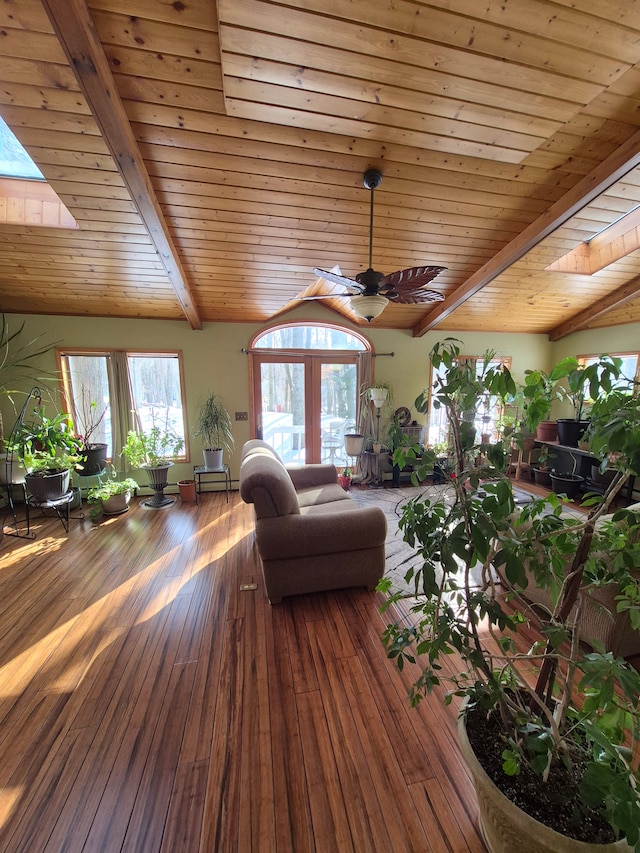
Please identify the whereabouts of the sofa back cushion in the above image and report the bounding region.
[240,452,300,518]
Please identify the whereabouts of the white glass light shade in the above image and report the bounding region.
[350,294,388,321]
[369,387,388,409]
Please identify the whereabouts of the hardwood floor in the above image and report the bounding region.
[0,491,487,852]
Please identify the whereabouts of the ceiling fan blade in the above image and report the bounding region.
[388,288,445,305]
[380,265,447,291]
[313,267,362,291]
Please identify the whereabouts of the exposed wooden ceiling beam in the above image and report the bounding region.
[41,0,202,330]
[548,275,640,341]
[412,127,640,337]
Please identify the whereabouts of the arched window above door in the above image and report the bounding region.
[252,323,369,352]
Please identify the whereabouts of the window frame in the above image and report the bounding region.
[57,347,189,463]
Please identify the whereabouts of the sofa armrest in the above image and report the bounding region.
[287,464,338,490]
[256,506,386,560]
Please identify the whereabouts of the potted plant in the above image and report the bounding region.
[338,466,352,490]
[195,390,234,470]
[87,467,138,515]
[548,448,585,500]
[72,386,108,477]
[12,405,83,502]
[121,420,184,508]
[532,444,552,487]
[550,356,620,447]
[381,339,640,852]
[523,368,562,442]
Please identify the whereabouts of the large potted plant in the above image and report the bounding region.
[194,390,234,470]
[381,339,640,853]
[535,356,621,448]
[121,421,184,508]
[13,405,83,502]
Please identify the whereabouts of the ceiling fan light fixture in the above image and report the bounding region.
[350,294,389,322]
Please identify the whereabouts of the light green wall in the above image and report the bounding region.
[2,307,638,482]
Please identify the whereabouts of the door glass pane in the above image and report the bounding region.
[260,362,306,463]
[321,362,357,466]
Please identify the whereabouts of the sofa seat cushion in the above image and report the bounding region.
[297,483,351,507]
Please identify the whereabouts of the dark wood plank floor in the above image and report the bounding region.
[0,490,488,852]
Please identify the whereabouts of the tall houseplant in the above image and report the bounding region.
[382,340,640,852]
[0,311,56,453]
[194,390,233,470]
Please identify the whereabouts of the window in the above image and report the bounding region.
[59,349,188,462]
[578,352,639,387]
[427,354,512,447]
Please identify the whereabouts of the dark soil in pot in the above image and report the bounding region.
[464,704,615,845]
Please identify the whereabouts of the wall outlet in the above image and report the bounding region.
[235,411,248,421]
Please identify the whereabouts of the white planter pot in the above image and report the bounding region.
[101,491,131,515]
[203,448,223,470]
[344,434,365,456]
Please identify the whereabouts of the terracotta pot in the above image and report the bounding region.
[458,711,631,853]
[178,479,197,502]
[536,421,558,442]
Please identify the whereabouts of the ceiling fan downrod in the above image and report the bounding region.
[363,168,382,271]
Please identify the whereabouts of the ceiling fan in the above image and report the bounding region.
[308,168,447,321]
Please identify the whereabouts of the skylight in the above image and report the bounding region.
[0,115,43,180]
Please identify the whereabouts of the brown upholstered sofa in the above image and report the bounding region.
[239,440,387,603]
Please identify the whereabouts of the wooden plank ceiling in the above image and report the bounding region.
[1,0,640,337]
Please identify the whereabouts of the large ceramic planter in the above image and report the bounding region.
[457,711,631,853]
[142,463,175,508]
[556,419,590,448]
[344,434,365,456]
[24,469,70,503]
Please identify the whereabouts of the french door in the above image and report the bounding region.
[252,353,359,464]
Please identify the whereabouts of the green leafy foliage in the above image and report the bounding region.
[379,340,640,847]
